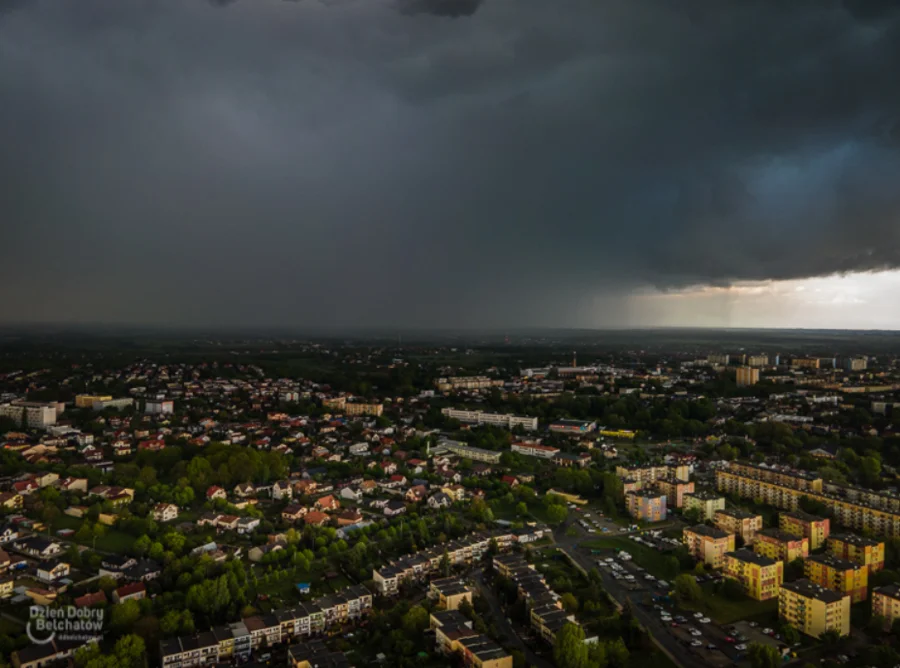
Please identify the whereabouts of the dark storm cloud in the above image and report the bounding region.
[1,0,899,328]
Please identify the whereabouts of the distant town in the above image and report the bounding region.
[0,334,899,668]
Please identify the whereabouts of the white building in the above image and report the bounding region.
[0,400,61,429]
[441,408,538,431]
[145,399,174,415]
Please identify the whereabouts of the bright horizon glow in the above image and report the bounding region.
[629,270,900,330]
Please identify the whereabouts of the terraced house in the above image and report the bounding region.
[723,549,783,601]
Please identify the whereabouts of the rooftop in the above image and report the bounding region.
[726,549,778,567]
[780,579,846,604]
[685,524,731,540]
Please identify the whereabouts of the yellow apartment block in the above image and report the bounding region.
[716,469,900,538]
[725,463,823,492]
[683,492,725,521]
[723,549,783,601]
[804,554,868,603]
[779,579,851,638]
[871,584,900,631]
[655,477,695,508]
[780,511,831,550]
[826,533,885,573]
[615,464,690,487]
[714,508,764,546]
[75,394,112,408]
[683,525,735,569]
[625,491,667,522]
[754,528,809,563]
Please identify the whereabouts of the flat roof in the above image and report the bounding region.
[685,524,731,540]
[828,532,882,548]
[781,579,845,604]
[806,553,863,571]
[726,549,777,567]
[757,528,805,543]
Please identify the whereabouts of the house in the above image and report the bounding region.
[405,485,428,503]
[74,590,107,608]
[0,524,18,544]
[249,543,284,562]
[37,560,70,583]
[501,475,519,487]
[12,537,62,560]
[384,501,407,517]
[123,559,162,582]
[0,492,23,510]
[113,581,147,604]
[442,485,467,502]
[237,517,261,535]
[336,510,363,527]
[315,495,340,512]
[57,477,88,493]
[215,515,240,531]
[340,487,363,502]
[0,576,13,599]
[304,511,330,527]
[99,554,138,578]
[273,480,293,500]
[360,480,378,495]
[369,499,390,510]
[234,482,256,498]
[428,493,452,510]
[282,504,308,523]
[197,512,222,528]
[206,486,227,501]
[12,480,38,496]
[0,549,9,571]
[151,503,179,523]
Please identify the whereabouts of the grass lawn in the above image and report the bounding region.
[581,537,677,579]
[678,583,778,625]
[490,497,556,524]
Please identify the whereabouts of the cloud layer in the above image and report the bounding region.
[1,0,899,328]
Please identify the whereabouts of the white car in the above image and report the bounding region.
[699,617,711,624]
[735,644,747,651]
[691,640,702,647]
[690,629,702,637]
[693,612,704,619]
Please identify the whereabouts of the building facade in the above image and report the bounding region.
[723,549,783,601]
[625,492,667,523]
[826,533,885,573]
[779,579,851,638]
[683,492,725,521]
[683,525,735,569]
[804,554,868,603]
[754,528,809,563]
[714,509,763,546]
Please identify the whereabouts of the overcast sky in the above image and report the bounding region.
[1,0,899,329]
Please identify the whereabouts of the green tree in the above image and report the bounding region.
[110,600,142,633]
[748,643,780,668]
[673,574,702,603]
[780,624,799,645]
[553,622,588,668]
[402,605,429,635]
[605,637,630,668]
[546,504,568,526]
[440,551,451,577]
[560,592,579,613]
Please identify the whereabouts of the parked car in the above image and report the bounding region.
[735,644,747,651]
[706,644,717,651]
[699,617,711,624]
[691,640,702,647]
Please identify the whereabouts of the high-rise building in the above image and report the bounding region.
[747,355,769,368]
[735,366,760,386]
[683,525,734,568]
[723,550,783,600]
[844,357,867,372]
[872,584,900,631]
[780,511,831,550]
[779,579,850,638]
[707,354,730,365]
[683,492,725,521]
[714,509,764,546]
[826,533,885,573]
[625,491,667,522]
[0,400,61,429]
[804,553,869,603]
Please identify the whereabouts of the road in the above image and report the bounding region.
[554,523,727,668]
[473,571,556,668]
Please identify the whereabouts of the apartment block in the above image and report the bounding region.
[428,577,473,611]
[435,376,503,392]
[717,466,900,538]
[871,584,900,631]
[615,464,690,487]
[779,579,850,638]
[654,477,696,508]
[736,366,760,386]
[438,440,503,464]
[779,511,831,550]
[683,525,735,569]
[723,549,783,601]
[683,492,725,521]
[0,401,60,429]
[804,554,868,603]
[754,528,809,563]
[626,491,667,523]
[826,533,885,573]
[442,408,538,431]
[714,509,763,546]
[75,394,112,408]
